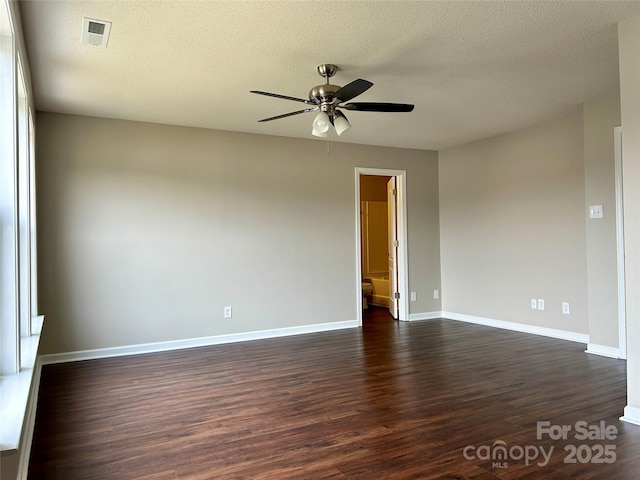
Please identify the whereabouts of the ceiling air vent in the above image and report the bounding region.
[81,17,111,47]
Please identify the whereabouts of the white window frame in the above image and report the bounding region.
[0,0,19,377]
[0,0,42,459]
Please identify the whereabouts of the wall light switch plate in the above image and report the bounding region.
[589,205,604,219]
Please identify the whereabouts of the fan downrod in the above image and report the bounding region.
[310,64,340,104]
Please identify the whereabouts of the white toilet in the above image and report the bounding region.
[362,281,373,309]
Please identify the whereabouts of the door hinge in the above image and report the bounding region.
[392,188,397,196]
[394,292,400,299]
[393,240,399,248]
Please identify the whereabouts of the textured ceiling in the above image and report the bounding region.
[19,1,640,150]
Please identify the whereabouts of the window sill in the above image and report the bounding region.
[0,316,44,453]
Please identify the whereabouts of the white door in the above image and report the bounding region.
[387,177,399,319]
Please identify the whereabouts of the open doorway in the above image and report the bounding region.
[355,168,408,326]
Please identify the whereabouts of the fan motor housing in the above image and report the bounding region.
[309,84,341,104]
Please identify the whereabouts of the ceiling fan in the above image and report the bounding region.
[250,64,414,137]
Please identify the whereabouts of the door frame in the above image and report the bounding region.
[355,167,409,325]
[615,126,627,359]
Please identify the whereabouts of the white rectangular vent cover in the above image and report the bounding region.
[82,17,111,47]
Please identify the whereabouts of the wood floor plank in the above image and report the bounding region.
[28,309,640,478]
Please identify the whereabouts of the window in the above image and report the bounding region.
[17,53,34,338]
[0,0,18,376]
[0,0,41,454]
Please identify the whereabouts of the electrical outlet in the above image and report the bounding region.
[224,306,232,319]
[410,291,417,302]
[531,298,538,310]
[562,302,570,315]
[434,289,440,300]
[538,299,545,311]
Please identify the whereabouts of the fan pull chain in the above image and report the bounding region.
[326,139,333,158]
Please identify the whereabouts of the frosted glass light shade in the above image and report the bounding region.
[334,113,351,136]
[312,111,331,133]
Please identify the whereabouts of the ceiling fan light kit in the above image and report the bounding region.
[311,127,328,138]
[312,111,331,134]
[251,64,414,138]
[333,110,351,136]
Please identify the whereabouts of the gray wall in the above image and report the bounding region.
[36,112,441,354]
[37,88,623,357]
[583,91,622,348]
[439,93,622,344]
[439,108,589,333]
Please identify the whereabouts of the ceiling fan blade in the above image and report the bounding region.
[334,79,373,102]
[343,102,414,112]
[257,107,318,122]
[250,90,314,105]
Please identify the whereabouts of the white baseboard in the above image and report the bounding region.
[585,343,621,359]
[620,405,640,426]
[442,312,589,344]
[40,320,359,365]
[408,311,442,321]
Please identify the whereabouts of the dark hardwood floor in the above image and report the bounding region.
[29,312,640,479]
[362,305,395,325]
